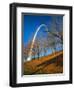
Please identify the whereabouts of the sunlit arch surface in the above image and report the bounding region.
[26,24,48,61]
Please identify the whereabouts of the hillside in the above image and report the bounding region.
[24,51,63,75]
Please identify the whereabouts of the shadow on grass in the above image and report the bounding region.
[30,54,63,75]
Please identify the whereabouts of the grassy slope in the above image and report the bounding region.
[24,51,63,75]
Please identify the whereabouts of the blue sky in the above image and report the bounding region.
[22,14,63,47]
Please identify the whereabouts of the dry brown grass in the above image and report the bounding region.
[24,51,63,75]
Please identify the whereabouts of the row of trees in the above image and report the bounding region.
[23,17,63,61]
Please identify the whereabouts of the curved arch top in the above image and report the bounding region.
[27,24,48,61]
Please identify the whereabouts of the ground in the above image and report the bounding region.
[23,51,63,75]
